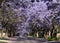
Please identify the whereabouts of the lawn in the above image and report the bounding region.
[0,42,7,43]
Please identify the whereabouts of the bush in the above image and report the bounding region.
[0,42,7,43]
[48,37,56,41]
[0,37,9,40]
[57,36,60,40]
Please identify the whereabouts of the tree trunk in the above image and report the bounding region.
[36,32,39,38]
[50,25,57,38]
[53,29,57,38]
[50,28,53,38]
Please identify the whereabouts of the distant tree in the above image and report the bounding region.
[43,4,60,38]
[0,1,18,37]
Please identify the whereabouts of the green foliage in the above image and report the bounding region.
[0,37,9,40]
[0,42,7,43]
[48,37,56,41]
[57,36,60,40]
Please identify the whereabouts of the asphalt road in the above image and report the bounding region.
[8,37,48,43]
[2,37,60,43]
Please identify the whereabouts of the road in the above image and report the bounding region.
[9,41,60,43]
[9,40,48,43]
[1,37,60,43]
[7,37,48,43]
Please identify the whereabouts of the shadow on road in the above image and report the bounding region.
[16,37,47,42]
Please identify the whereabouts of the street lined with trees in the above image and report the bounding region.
[0,0,60,41]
